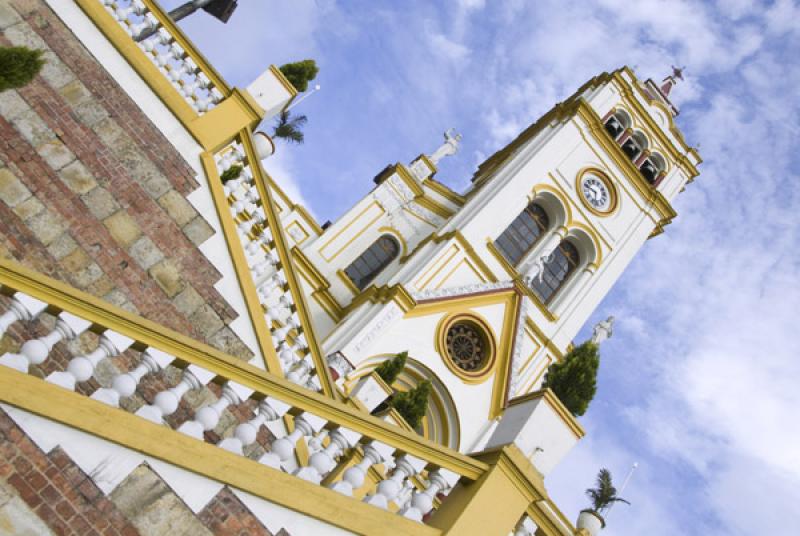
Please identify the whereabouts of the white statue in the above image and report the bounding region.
[428,128,462,164]
[523,252,555,286]
[591,315,615,345]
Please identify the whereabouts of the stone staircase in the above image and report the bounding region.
[0,407,289,536]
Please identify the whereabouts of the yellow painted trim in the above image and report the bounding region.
[575,167,619,217]
[191,88,265,151]
[266,175,323,235]
[402,231,498,284]
[336,269,360,296]
[240,128,338,399]
[416,244,460,291]
[0,258,487,479]
[508,388,585,439]
[434,257,488,289]
[268,64,300,103]
[286,220,310,246]
[377,226,409,257]
[484,240,557,323]
[524,317,564,362]
[529,183,574,226]
[435,311,498,385]
[395,164,455,219]
[200,153,283,374]
[292,247,344,322]
[319,200,385,262]
[0,367,437,536]
[568,221,605,266]
[416,195,455,220]
[488,292,521,418]
[423,178,466,206]
[394,164,426,197]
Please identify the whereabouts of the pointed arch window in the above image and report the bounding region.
[529,240,580,304]
[494,203,550,266]
[344,235,400,290]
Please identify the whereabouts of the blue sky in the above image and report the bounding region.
[165,1,800,533]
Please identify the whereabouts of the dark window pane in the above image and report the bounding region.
[344,235,400,290]
[494,202,550,266]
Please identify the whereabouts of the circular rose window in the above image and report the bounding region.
[439,314,496,383]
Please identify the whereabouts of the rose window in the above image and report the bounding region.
[445,322,488,372]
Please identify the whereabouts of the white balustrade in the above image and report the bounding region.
[0,293,48,338]
[219,397,290,455]
[330,441,395,496]
[364,454,428,510]
[0,312,91,373]
[400,469,461,521]
[91,348,174,407]
[259,412,326,469]
[135,365,214,424]
[46,331,134,391]
[295,427,361,484]
[178,381,254,439]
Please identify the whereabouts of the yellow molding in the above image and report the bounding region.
[336,269,360,296]
[0,258,487,480]
[200,153,283,374]
[416,195,455,220]
[378,226,409,257]
[401,230,498,284]
[395,165,455,219]
[574,167,619,218]
[240,128,338,400]
[394,164,426,197]
[319,200,386,262]
[484,240,558,323]
[489,292,521,418]
[269,64,300,102]
[191,88,265,151]
[423,178,466,206]
[0,368,437,536]
[291,247,344,322]
[266,175,323,235]
[434,311,499,386]
[524,317,564,362]
[508,388,585,439]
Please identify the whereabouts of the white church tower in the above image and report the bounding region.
[286,66,700,465]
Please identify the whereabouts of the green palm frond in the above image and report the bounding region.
[272,110,307,144]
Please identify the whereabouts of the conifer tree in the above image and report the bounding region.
[390,380,431,429]
[0,46,45,92]
[219,164,243,183]
[374,351,407,386]
[542,340,600,417]
[278,59,319,92]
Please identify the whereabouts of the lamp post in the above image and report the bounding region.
[136,0,238,41]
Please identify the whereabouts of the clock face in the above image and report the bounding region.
[581,174,613,212]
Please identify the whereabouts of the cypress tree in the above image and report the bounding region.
[0,46,45,92]
[374,351,407,386]
[390,380,431,429]
[542,341,600,417]
[278,59,319,92]
[219,164,243,183]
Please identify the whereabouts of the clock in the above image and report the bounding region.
[579,173,615,214]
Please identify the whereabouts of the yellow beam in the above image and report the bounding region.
[0,367,437,536]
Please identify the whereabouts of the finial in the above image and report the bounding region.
[591,315,615,345]
[659,65,685,98]
[428,128,462,165]
[671,65,685,81]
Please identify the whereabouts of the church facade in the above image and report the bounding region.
[0,1,700,535]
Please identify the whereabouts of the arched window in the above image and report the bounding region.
[604,110,630,140]
[494,203,550,266]
[530,240,580,304]
[344,235,400,290]
[621,131,647,161]
[640,152,665,184]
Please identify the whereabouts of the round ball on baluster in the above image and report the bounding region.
[234,422,258,445]
[280,348,295,364]
[153,391,180,416]
[377,477,401,498]
[195,406,220,431]
[410,491,434,515]
[343,465,366,488]
[271,437,295,461]
[309,451,335,474]
[20,339,50,365]
[112,373,138,398]
[66,356,95,382]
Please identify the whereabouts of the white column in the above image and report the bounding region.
[178,381,254,439]
[363,454,427,510]
[400,469,461,521]
[294,428,361,484]
[330,442,394,496]
[0,312,91,373]
[259,412,326,470]
[0,293,48,338]
[91,348,174,407]
[46,331,134,391]
[219,397,291,455]
[135,365,214,424]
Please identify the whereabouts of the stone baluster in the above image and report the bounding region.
[91,348,174,407]
[46,331,134,391]
[0,312,91,373]
[259,412,326,470]
[258,271,287,299]
[271,312,301,342]
[218,398,290,455]
[330,441,395,496]
[513,515,537,536]
[0,293,48,338]
[304,373,322,392]
[364,454,428,510]
[129,12,158,39]
[277,333,307,369]
[286,355,313,385]
[177,381,254,439]
[294,428,362,484]
[167,55,197,83]
[400,468,461,521]
[135,365,214,424]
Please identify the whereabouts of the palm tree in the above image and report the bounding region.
[272,111,307,144]
[585,468,630,515]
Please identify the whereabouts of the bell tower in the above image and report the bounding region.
[293,66,701,458]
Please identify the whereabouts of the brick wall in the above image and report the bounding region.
[0,0,252,361]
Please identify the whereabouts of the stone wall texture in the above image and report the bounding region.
[0,0,252,361]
